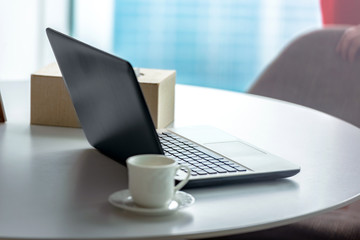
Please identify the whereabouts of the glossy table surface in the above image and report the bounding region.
[1,81,360,240]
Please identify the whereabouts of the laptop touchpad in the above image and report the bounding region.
[204,141,265,158]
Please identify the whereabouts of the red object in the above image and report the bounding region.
[320,0,360,25]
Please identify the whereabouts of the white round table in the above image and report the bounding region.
[0,81,360,239]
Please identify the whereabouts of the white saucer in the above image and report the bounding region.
[108,190,195,216]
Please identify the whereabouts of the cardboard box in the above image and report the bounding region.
[31,63,175,129]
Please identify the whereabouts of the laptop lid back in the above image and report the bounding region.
[46,28,163,163]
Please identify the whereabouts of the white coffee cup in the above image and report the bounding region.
[127,154,191,208]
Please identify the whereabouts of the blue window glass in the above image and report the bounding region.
[113,0,320,92]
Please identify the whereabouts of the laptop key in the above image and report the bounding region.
[203,168,217,174]
[194,170,207,175]
[207,164,218,169]
[233,166,247,172]
[209,159,222,164]
[219,165,237,172]
[220,160,234,165]
[213,167,227,173]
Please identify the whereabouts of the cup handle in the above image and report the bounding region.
[174,165,191,192]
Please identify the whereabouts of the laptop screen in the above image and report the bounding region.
[46,28,163,163]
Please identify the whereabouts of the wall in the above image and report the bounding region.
[0,0,69,81]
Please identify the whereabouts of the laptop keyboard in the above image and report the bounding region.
[158,132,247,176]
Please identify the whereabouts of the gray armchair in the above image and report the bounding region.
[249,27,360,128]
[200,28,360,240]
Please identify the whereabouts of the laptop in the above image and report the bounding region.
[46,28,300,188]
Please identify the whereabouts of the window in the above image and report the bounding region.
[49,0,321,92]
[0,0,69,81]
[112,0,321,92]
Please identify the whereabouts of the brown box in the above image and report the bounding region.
[31,63,175,129]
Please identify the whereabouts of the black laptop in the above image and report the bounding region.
[46,28,300,188]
